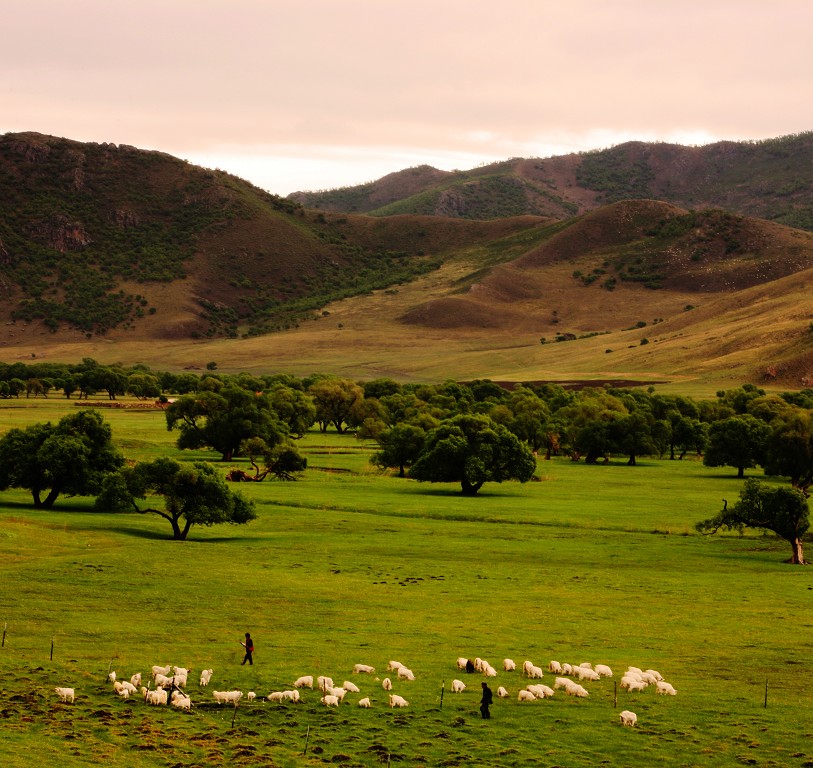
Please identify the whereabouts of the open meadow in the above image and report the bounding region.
[1,398,812,767]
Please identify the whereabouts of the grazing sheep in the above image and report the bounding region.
[382,677,393,691]
[55,687,75,703]
[645,669,664,681]
[522,660,534,676]
[561,663,573,676]
[329,686,347,702]
[107,671,117,683]
[553,677,571,690]
[114,685,130,699]
[456,657,469,670]
[620,710,637,727]
[294,675,313,689]
[497,686,510,699]
[503,658,516,672]
[213,690,242,705]
[566,683,589,698]
[527,684,554,699]
[130,673,142,688]
[321,694,340,708]
[517,690,536,702]
[451,679,466,693]
[173,666,189,677]
[482,663,498,678]
[353,664,375,674]
[576,667,600,682]
[578,662,593,670]
[358,696,372,708]
[595,664,613,678]
[282,689,301,703]
[199,669,213,687]
[343,680,360,693]
[397,666,415,681]
[247,692,256,701]
[146,688,168,706]
[267,691,285,703]
[154,673,174,689]
[527,665,544,679]
[548,660,563,674]
[388,694,409,708]
[171,693,192,710]
[151,665,172,678]
[622,679,647,693]
[387,661,404,672]
[119,681,137,695]
[317,676,334,693]
[656,681,677,696]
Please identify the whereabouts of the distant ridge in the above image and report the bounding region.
[288,133,813,229]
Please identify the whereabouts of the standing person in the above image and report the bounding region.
[480,681,493,719]
[241,632,254,665]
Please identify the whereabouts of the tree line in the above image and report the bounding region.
[0,363,810,560]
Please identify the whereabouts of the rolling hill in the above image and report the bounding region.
[288,133,813,230]
[2,131,813,390]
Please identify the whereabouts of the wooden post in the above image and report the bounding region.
[230,700,238,729]
[2,621,6,647]
[106,658,114,682]
[440,680,445,710]
[613,681,617,709]
[50,637,54,661]
[303,725,310,755]
[764,678,768,709]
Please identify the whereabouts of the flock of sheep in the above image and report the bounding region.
[54,655,677,729]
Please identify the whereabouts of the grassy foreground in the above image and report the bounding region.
[1,400,812,767]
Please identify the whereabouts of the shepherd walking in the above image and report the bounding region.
[241,632,254,665]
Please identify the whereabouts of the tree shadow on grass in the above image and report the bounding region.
[394,486,521,499]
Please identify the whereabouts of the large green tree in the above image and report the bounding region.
[0,409,124,508]
[165,385,289,461]
[410,414,536,495]
[372,423,426,477]
[703,415,771,478]
[696,478,809,564]
[96,457,256,540]
[763,410,813,494]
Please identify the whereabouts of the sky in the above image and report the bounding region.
[2,0,812,196]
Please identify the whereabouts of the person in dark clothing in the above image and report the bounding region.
[480,681,493,719]
[241,632,254,665]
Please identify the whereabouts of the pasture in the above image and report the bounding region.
[1,398,812,767]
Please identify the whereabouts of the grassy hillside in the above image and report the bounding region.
[289,132,813,228]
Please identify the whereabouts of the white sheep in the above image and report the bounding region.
[213,690,242,705]
[497,686,510,698]
[154,673,174,689]
[622,679,647,693]
[456,657,469,670]
[579,662,593,670]
[386,660,404,672]
[527,684,554,699]
[517,690,536,702]
[342,680,360,693]
[451,679,466,693]
[151,665,172,678]
[482,663,498,678]
[119,681,137,695]
[566,683,589,698]
[522,660,535,676]
[267,691,285,703]
[358,696,372,708]
[553,677,571,690]
[548,660,562,674]
[619,710,637,727]
[55,687,75,703]
[595,664,613,678]
[329,686,347,702]
[576,667,600,682]
[388,694,409,708]
[353,663,375,674]
[382,677,393,691]
[503,658,516,672]
[247,692,256,701]
[317,675,334,693]
[527,665,544,679]
[171,693,192,710]
[561,663,573,676]
[294,675,313,689]
[645,669,664,681]
[114,685,130,699]
[107,671,117,683]
[656,681,677,696]
[147,688,168,706]
[282,689,301,703]
[199,669,213,687]
[321,694,340,708]
[130,673,142,688]
[397,666,415,681]
[173,666,189,677]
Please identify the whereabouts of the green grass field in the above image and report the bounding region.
[1,399,812,767]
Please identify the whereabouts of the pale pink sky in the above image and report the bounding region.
[3,0,811,195]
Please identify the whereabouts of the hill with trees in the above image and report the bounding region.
[289,133,813,230]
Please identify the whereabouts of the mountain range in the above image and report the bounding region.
[1,130,812,388]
